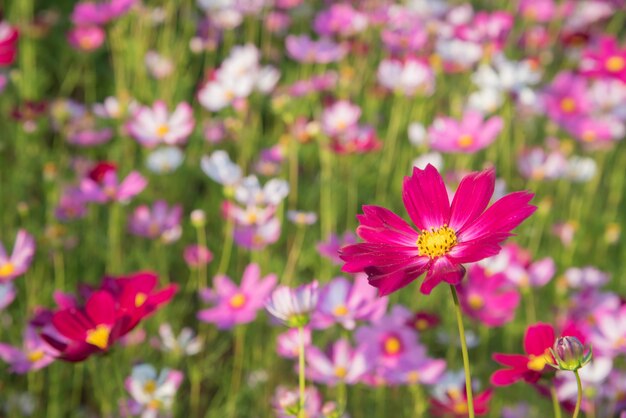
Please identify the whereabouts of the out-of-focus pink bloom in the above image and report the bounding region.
[286,71,338,97]
[183,245,213,269]
[287,210,317,226]
[306,338,369,385]
[55,187,88,221]
[313,4,368,37]
[456,264,520,327]
[431,371,493,416]
[125,363,183,417]
[152,323,203,356]
[591,305,626,358]
[381,17,428,56]
[285,35,347,64]
[265,282,319,328]
[562,116,620,144]
[66,123,114,147]
[321,100,361,137]
[198,263,276,329]
[517,147,568,180]
[383,345,446,385]
[317,232,357,265]
[264,11,291,34]
[428,110,503,153]
[277,327,311,359]
[128,200,182,243]
[80,161,147,204]
[0,21,19,67]
[312,275,387,330]
[330,125,381,155]
[556,356,612,408]
[233,216,282,250]
[127,101,195,147]
[71,0,137,25]
[0,326,58,374]
[144,51,174,79]
[518,0,556,22]
[273,386,322,418]
[254,145,285,176]
[377,57,435,96]
[67,26,105,52]
[542,72,591,124]
[455,11,513,54]
[580,36,626,83]
[479,243,556,288]
[552,221,577,247]
[564,266,609,289]
[0,230,35,282]
[341,165,535,295]
[0,282,16,310]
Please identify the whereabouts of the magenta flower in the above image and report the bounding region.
[0,326,58,374]
[0,282,16,310]
[197,263,277,329]
[183,245,213,269]
[67,26,105,52]
[312,275,387,330]
[80,162,147,204]
[0,20,19,67]
[317,232,357,265]
[306,338,369,386]
[71,0,136,26]
[590,305,626,358]
[127,101,195,147]
[341,164,536,296]
[313,4,368,37]
[455,264,520,327]
[277,327,311,359]
[580,36,626,83]
[0,230,35,282]
[427,110,503,153]
[382,344,446,385]
[285,35,347,64]
[542,72,591,124]
[128,200,182,243]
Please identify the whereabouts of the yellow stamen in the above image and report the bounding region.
[85,324,111,350]
[148,399,162,410]
[453,402,469,414]
[560,97,576,113]
[229,293,247,309]
[417,225,457,258]
[333,305,348,317]
[334,366,347,379]
[457,134,474,148]
[527,349,551,371]
[27,350,45,362]
[135,293,147,308]
[144,380,157,394]
[468,294,484,310]
[156,124,169,137]
[383,336,402,355]
[0,262,15,277]
[406,371,420,384]
[606,56,625,73]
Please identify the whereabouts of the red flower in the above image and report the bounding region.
[340,164,536,296]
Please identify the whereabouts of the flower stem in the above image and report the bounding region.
[283,226,306,286]
[551,384,562,418]
[573,370,583,418]
[449,284,475,418]
[298,326,306,418]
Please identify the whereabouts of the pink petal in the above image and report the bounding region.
[367,262,429,296]
[356,205,419,246]
[420,257,464,295]
[448,168,495,231]
[524,323,555,356]
[402,165,450,231]
[86,291,117,326]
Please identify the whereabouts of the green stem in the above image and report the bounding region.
[227,325,246,416]
[217,217,235,274]
[449,285,475,418]
[196,225,208,291]
[551,384,563,418]
[337,380,347,415]
[283,226,306,286]
[522,286,537,324]
[298,326,306,418]
[573,370,583,418]
[289,139,299,209]
[107,203,122,274]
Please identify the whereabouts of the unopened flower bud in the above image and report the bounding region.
[190,209,206,228]
[549,336,592,371]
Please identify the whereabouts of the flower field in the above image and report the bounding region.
[0,0,626,417]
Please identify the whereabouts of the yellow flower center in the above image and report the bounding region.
[582,130,596,142]
[135,292,147,308]
[148,399,162,410]
[27,350,45,363]
[606,56,625,73]
[85,324,111,350]
[406,371,420,384]
[468,294,484,310]
[156,124,169,137]
[333,305,348,316]
[334,366,347,379]
[0,262,15,277]
[229,293,247,309]
[527,349,551,371]
[415,319,429,331]
[144,379,157,394]
[560,97,576,113]
[457,134,474,148]
[417,225,457,258]
[383,336,402,355]
[453,402,469,414]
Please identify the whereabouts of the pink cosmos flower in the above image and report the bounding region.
[80,161,147,204]
[317,232,357,265]
[313,4,368,37]
[518,0,556,22]
[381,20,428,56]
[341,164,536,296]
[321,100,361,137]
[312,275,387,330]
[427,110,503,153]
[377,57,435,96]
[330,124,381,155]
[455,11,513,54]
[306,338,369,385]
[67,26,105,52]
[0,230,35,282]
[0,282,16,310]
[265,282,319,328]
[0,21,19,67]
[285,35,347,64]
[128,200,182,243]
[431,371,493,417]
[542,72,592,124]
[382,346,446,385]
[183,245,213,269]
[273,386,322,418]
[590,305,626,358]
[56,187,88,221]
[277,327,311,359]
[197,263,277,329]
[491,322,557,386]
[455,264,520,327]
[580,36,626,83]
[127,101,195,147]
[71,0,137,26]
[0,326,59,374]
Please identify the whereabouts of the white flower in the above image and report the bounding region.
[408,122,427,146]
[412,152,443,171]
[266,282,319,327]
[126,364,183,414]
[200,150,242,186]
[146,147,184,174]
[566,156,597,183]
